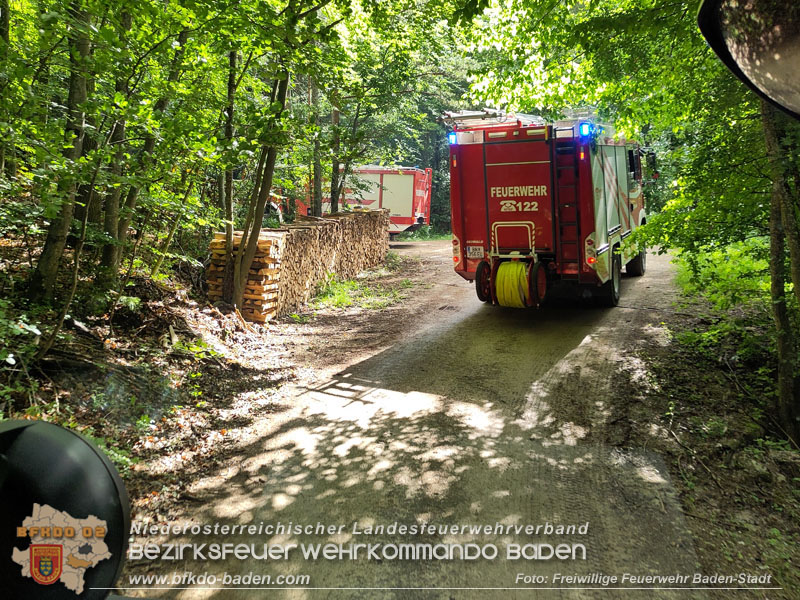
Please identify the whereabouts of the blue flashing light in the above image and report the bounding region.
[448,132,457,145]
[578,122,592,137]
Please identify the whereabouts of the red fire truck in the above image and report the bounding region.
[445,111,646,307]
[335,166,432,236]
[295,166,433,236]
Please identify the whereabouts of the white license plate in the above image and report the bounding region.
[467,245,484,259]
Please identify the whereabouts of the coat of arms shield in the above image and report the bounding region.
[30,544,63,585]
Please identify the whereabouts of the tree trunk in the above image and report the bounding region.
[773,121,800,310]
[73,65,99,228]
[73,143,99,227]
[1,0,11,178]
[95,11,131,289]
[29,1,90,303]
[781,185,800,311]
[150,180,193,279]
[311,78,323,217]
[762,100,800,444]
[232,146,267,303]
[222,50,237,303]
[0,0,8,55]
[232,75,289,307]
[432,131,440,228]
[100,29,189,285]
[330,106,340,213]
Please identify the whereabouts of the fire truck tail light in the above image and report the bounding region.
[587,256,597,265]
[448,132,457,145]
[580,150,585,160]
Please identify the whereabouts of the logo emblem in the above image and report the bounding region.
[30,545,62,585]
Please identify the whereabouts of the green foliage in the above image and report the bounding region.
[263,214,283,229]
[667,243,785,399]
[0,299,40,367]
[676,317,777,380]
[0,299,41,404]
[384,250,410,271]
[173,337,221,361]
[674,240,771,311]
[135,414,152,433]
[314,275,361,308]
[82,431,139,477]
[313,272,413,309]
[0,200,44,241]
[188,371,203,399]
[118,296,142,313]
[466,0,774,265]
[395,225,451,240]
[0,376,38,408]
[1,0,469,318]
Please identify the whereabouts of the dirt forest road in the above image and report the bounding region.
[126,241,706,600]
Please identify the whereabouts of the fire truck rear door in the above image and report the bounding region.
[484,140,554,253]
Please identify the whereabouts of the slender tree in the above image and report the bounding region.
[763,100,800,442]
[29,1,91,302]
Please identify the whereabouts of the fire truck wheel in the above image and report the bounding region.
[626,248,646,276]
[528,261,547,307]
[475,261,492,303]
[601,255,621,307]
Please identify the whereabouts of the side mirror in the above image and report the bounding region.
[698,0,800,120]
[0,420,130,599]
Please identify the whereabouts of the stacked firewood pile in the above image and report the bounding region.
[206,231,284,322]
[206,210,389,322]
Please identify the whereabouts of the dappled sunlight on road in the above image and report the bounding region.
[124,254,704,599]
[307,377,444,423]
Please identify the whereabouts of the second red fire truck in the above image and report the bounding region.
[294,166,433,237]
[445,111,647,307]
